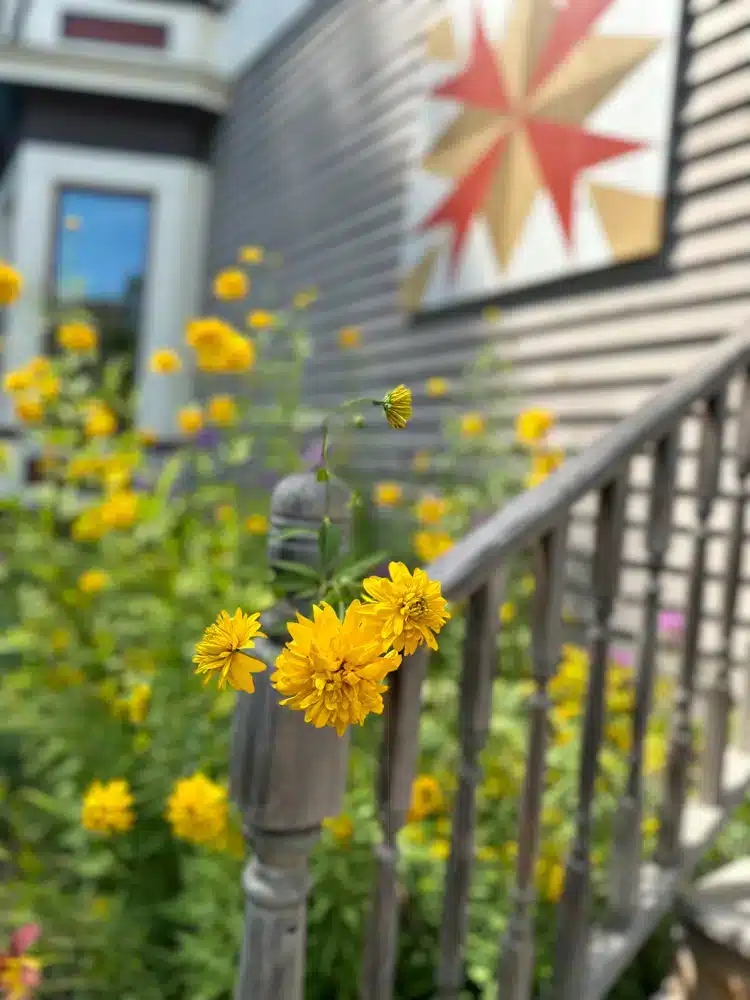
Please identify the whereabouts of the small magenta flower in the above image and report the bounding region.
[659,610,685,642]
[611,647,634,668]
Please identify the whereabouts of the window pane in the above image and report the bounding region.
[52,188,151,366]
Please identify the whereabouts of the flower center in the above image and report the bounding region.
[402,593,427,620]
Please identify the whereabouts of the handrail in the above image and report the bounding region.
[430,329,750,602]
[231,326,750,1000]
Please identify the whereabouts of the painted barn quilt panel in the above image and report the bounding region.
[400,0,683,312]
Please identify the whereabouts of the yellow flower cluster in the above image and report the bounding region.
[57,321,98,353]
[81,779,135,834]
[194,563,450,736]
[185,317,256,375]
[165,773,228,846]
[81,773,238,852]
[84,401,117,438]
[72,489,140,542]
[0,260,22,305]
[3,356,60,424]
[515,408,565,488]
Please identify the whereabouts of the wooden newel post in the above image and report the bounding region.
[230,471,353,1000]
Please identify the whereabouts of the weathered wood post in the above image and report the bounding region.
[230,470,352,1000]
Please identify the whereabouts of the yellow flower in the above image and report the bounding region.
[99,491,139,530]
[408,774,443,822]
[149,348,181,374]
[381,385,412,429]
[270,601,401,736]
[245,513,269,535]
[3,368,33,393]
[247,310,275,329]
[14,398,43,424]
[459,412,485,438]
[606,718,632,752]
[425,377,448,397]
[138,428,157,446]
[71,507,106,542]
[193,608,267,693]
[81,779,135,834]
[239,245,264,264]
[526,449,565,488]
[414,494,449,525]
[339,325,362,349]
[27,356,51,378]
[499,601,516,624]
[166,773,228,846]
[128,684,151,725]
[57,321,98,352]
[0,261,23,304]
[216,504,235,523]
[412,450,430,473]
[430,839,451,861]
[607,687,635,714]
[207,393,237,426]
[644,733,667,775]
[538,858,565,902]
[213,268,249,300]
[223,335,256,373]
[38,375,60,401]
[374,482,403,507]
[78,569,110,594]
[178,405,204,435]
[642,815,660,837]
[516,408,555,445]
[323,815,354,844]
[476,845,501,862]
[0,953,41,1000]
[361,561,450,656]
[186,316,232,351]
[84,402,116,438]
[412,530,454,564]
[293,287,318,309]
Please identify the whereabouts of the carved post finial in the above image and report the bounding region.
[231,470,352,1000]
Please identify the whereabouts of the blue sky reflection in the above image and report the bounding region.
[55,189,151,302]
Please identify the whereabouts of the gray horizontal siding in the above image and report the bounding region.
[206,0,750,662]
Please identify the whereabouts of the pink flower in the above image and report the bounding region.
[611,647,633,668]
[0,924,42,1000]
[659,610,685,638]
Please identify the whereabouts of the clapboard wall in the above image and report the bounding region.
[206,0,750,666]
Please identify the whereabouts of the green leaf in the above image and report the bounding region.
[155,454,184,501]
[272,560,321,582]
[224,435,254,466]
[318,518,340,571]
[316,468,329,482]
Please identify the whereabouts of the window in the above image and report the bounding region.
[51,187,151,376]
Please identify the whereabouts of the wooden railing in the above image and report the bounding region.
[229,329,750,1000]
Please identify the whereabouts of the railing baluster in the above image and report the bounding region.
[436,571,504,999]
[610,432,679,924]
[657,391,727,866]
[496,524,567,1000]
[700,370,750,803]
[551,472,629,1000]
[361,647,429,1000]
[232,472,352,1000]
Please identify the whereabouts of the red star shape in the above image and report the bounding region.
[421,0,645,272]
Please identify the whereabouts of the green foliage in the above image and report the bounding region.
[0,291,728,1000]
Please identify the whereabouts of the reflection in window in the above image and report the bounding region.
[51,188,151,376]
